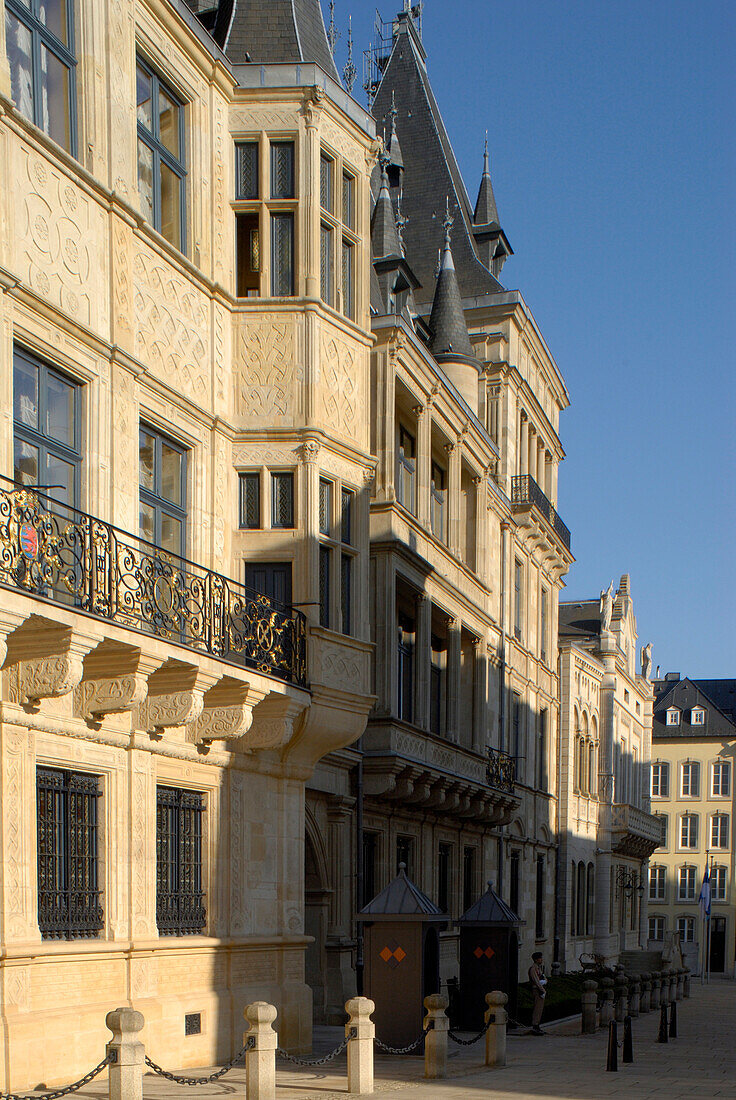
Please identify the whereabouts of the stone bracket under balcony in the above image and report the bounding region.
[362,722,520,825]
[510,475,572,563]
[611,802,664,859]
[2,615,102,707]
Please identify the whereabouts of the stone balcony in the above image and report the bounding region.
[511,474,571,552]
[363,720,520,824]
[611,802,664,859]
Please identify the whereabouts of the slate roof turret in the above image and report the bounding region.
[473,135,499,227]
[428,208,474,360]
[210,0,340,80]
[371,162,402,260]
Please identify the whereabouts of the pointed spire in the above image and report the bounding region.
[327,0,340,56]
[429,201,474,359]
[343,16,357,93]
[474,132,499,226]
[387,91,404,175]
[371,159,401,260]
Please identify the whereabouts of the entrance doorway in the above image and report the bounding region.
[710,917,726,973]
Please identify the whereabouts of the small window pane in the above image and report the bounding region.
[236,213,260,297]
[320,153,332,211]
[139,430,155,491]
[38,47,71,149]
[45,452,75,507]
[271,213,294,296]
[37,0,69,46]
[236,141,259,200]
[137,140,154,224]
[341,553,351,635]
[14,438,39,485]
[160,163,182,249]
[271,472,294,528]
[320,224,333,305]
[45,372,75,446]
[136,63,153,130]
[341,488,353,545]
[342,172,354,228]
[160,442,183,505]
[239,473,260,529]
[139,501,155,543]
[342,240,354,319]
[14,356,38,428]
[158,88,180,158]
[319,479,331,536]
[6,12,34,122]
[319,544,330,628]
[161,513,182,556]
[270,141,294,199]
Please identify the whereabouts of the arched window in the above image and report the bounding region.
[573,710,581,793]
[580,715,589,793]
[586,863,595,935]
[588,741,596,798]
[577,861,586,936]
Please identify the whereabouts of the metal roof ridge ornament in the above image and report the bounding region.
[327,0,340,57]
[443,195,453,249]
[343,16,357,93]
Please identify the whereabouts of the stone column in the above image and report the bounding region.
[325,796,356,1021]
[472,637,487,753]
[484,991,508,1066]
[581,981,598,1034]
[106,1007,145,1100]
[245,1002,278,1100]
[474,476,487,579]
[301,440,321,627]
[423,995,449,1080]
[519,413,528,476]
[527,425,536,483]
[537,438,546,491]
[346,997,375,1095]
[415,404,431,528]
[550,460,558,506]
[445,618,461,743]
[303,94,322,298]
[446,442,461,556]
[415,593,432,731]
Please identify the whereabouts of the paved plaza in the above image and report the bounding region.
[71,979,734,1100]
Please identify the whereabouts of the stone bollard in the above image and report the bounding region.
[423,994,449,1080]
[106,1007,145,1100]
[599,978,615,1027]
[484,991,508,1067]
[581,981,598,1034]
[663,970,672,1005]
[683,968,691,998]
[345,997,375,1095]
[628,977,640,1017]
[614,972,628,1023]
[650,971,660,1010]
[639,973,651,1013]
[244,1002,278,1100]
[676,968,684,1001]
[669,970,677,1003]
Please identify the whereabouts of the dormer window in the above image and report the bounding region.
[666,708,680,726]
[691,707,705,726]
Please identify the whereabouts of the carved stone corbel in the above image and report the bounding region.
[189,676,254,745]
[142,690,204,737]
[8,624,100,706]
[243,691,305,751]
[77,674,148,720]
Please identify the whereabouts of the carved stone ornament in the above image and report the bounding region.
[300,440,321,465]
[141,690,204,736]
[301,86,324,126]
[191,703,253,745]
[20,654,84,705]
[76,674,147,721]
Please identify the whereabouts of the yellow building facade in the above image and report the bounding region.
[0,0,377,1086]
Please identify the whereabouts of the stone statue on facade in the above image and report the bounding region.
[600,580,614,631]
[641,642,653,680]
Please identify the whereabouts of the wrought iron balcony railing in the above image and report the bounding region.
[511,474,571,550]
[0,481,307,687]
[487,747,516,792]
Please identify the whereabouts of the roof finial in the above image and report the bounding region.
[443,196,454,248]
[396,191,408,255]
[484,130,490,174]
[327,0,340,57]
[343,16,357,93]
[390,90,398,126]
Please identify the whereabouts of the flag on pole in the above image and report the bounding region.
[698,865,711,919]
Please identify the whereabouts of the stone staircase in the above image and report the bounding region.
[619,949,663,975]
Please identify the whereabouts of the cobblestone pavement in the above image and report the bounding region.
[74,979,733,1099]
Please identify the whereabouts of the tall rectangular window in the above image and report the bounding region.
[509,851,520,915]
[341,488,353,545]
[236,212,260,296]
[137,58,186,251]
[235,141,259,199]
[463,847,476,914]
[678,866,696,900]
[711,814,729,849]
[430,635,445,737]
[319,478,332,536]
[511,693,522,762]
[139,425,187,556]
[319,544,331,628]
[320,152,333,211]
[535,854,545,938]
[649,915,665,941]
[677,916,695,943]
[271,213,294,296]
[270,140,294,199]
[6,0,76,153]
[437,843,452,913]
[37,766,102,940]
[239,472,260,529]
[651,763,670,798]
[397,425,416,514]
[156,786,205,936]
[342,239,354,319]
[649,866,666,901]
[271,472,294,529]
[341,553,352,636]
[681,762,700,798]
[514,559,523,640]
[679,814,698,849]
[397,614,414,723]
[540,587,548,662]
[320,222,333,305]
[712,866,727,901]
[712,761,731,797]
[13,346,81,511]
[430,460,446,541]
[537,708,548,790]
[342,171,354,228]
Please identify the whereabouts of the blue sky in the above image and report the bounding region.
[330,1,736,679]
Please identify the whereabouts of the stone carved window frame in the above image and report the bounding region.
[319,141,361,320]
[317,471,359,636]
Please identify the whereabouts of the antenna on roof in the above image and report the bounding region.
[343,16,357,93]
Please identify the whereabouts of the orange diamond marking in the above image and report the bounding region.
[484,947,495,959]
[474,946,484,958]
[379,947,393,963]
[393,947,406,963]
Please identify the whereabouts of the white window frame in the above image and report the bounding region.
[691,707,705,726]
[649,865,666,901]
[666,708,680,726]
[679,813,698,850]
[651,762,670,799]
[680,761,700,798]
[710,813,729,850]
[712,865,727,901]
[648,915,665,941]
[712,761,731,798]
[677,916,695,943]
[678,866,696,901]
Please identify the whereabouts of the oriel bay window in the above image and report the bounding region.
[137,58,186,251]
[156,786,205,936]
[235,137,295,297]
[5,0,77,153]
[37,766,103,940]
[320,149,359,317]
[318,478,357,635]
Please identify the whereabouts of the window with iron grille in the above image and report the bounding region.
[235,141,259,199]
[270,141,294,199]
[271,472,294,528]
[239,472,260,529]
[37,767,103,940]
[156,786,206,936]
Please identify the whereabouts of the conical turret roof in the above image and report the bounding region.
[371,162,402,260]
[474,136,500,227]
[429,208,474,359]
[460,881,522,925]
